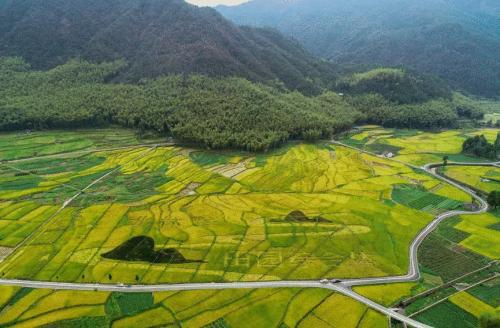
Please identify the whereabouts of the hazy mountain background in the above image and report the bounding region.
[218,0,500,98]
[0,0,335,93]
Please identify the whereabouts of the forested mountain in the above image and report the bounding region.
[0,58,358,151]
[336,68,452,104]
[0,0,335,93]
[218,0,500,98]
[0,0,492,150]
[0,58,483,150]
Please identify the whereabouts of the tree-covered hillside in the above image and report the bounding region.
[0,58,358,151]
[337,68,452,104]
[218,0,500,98]
[0,58,487,150]
[0,0,335,94]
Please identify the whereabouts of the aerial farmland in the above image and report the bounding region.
[0,128,498,327]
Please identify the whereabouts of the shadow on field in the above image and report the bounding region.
[102,236,201,264]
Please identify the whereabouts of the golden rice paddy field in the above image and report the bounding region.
[343,126,499,166]
[0,285,408,328]
[1,130,498,327]
[455,212,500,259]
[442,165,500,194]
[0,135,473,285]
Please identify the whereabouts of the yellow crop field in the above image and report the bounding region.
[449,291,495,318]
[354,283,416,307]
[0,286,19,308]
[112,307,176,328]
[14,306,106,328]
[1,129,494,327]
[0,142,470,284]
[466,128,499,143]
[0,289,53,325]
[0,285,412,328]
[346,126,499,167]
[431,184,472,202]
[456,212,500,259]
[311,293,367,326]
[444,166,500,193]
[19,290,110,320]
[359,309,387,327]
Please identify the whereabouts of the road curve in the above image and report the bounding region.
[0,144,495,328]
[341,161,490,287]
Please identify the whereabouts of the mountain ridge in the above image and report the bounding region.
[218,0,500,98]
[0,0,335,93]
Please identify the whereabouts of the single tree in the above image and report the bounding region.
[487,191,500,209]
[443,155,449,166]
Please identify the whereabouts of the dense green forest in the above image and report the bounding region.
[0,58,358,151]
[0,58,490,151]
[347,95,461,129]
[0,0,335,95]
[219,0,500,98]
[337,68,452,104]
[339,68,484,129]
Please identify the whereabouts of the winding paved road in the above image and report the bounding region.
[1,143,497,328]
[341,161,492,288]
